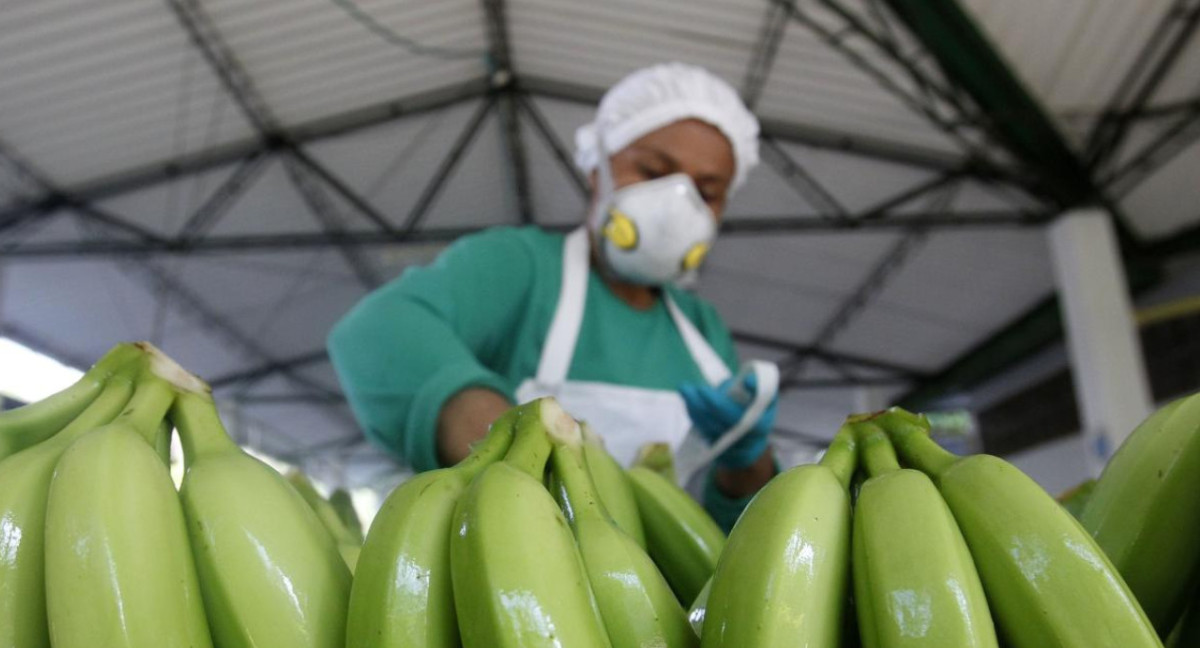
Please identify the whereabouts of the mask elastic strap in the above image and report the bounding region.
[590,128,616,230]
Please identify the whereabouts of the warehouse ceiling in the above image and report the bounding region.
[0,0,1198,469]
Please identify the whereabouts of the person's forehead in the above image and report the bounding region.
[627,121,734,178]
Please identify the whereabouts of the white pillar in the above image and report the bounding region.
[1049,208,1152,475]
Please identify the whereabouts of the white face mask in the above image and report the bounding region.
[588,139,718,287]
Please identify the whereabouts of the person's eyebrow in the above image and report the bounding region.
[633,146,679,169]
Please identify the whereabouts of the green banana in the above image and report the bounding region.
[627,466,725,605]
[0,342,141,462]
[633,441,677,482]
[287,469,363,548]
[879,408,1162,648]
[580,421,646,549]
[687,578,711,639]
[329,488,365,545]
[850,420,998,648]
[44,361,213,648]
[0,366,137,648]
[700,427,856,647]
[550,426,696,648]
[173,390,351,648]
[345,407,519,648]
[1080,392,1200,634]
[451,397,612,648]
[1057,478,1097,521]
[1166,588,1199,648]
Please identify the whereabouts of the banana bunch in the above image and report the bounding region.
[0,342,352,648]
[694,407,1166,648]
[348,397,716,648]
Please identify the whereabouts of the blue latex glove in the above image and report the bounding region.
[678,373,777,469]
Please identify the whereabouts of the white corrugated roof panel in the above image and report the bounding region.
[306,98,508,229]
[826,228,1054,370]
[509,0,761,91]
[518,97,592,225]
[1153,37,1200,105]
[959,0,1174,143]
[699,231,904,345]
[1122,138,1200,239]
[204,0,489,126]
[0,1,257,185]
[757,17,965,155]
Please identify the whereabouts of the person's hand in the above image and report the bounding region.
[678,374,777,469]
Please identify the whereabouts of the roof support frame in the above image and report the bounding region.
[176,150,271,242]
[397,95,497,235]
[516,91,590,197]
[1085,0,1200,171]
[759,137,849,218]
[480,0,535,225]
[741,1,791,109]
[0,209,1048,259]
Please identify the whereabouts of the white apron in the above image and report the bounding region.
[514,228,731,468]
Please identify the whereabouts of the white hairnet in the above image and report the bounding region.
[575,63,760,193]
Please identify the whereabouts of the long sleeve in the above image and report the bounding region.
[327,228,536,471]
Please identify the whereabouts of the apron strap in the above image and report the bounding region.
[665,295,732,386]
[537,227,732,388]
[535,227,590,386]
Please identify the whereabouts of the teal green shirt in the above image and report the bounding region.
[328,226,748,528]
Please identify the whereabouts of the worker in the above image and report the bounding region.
[328,63,779,529]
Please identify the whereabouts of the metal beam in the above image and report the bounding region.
[781,183,957,380]
[778,0,1003,171]
[731,329,929,379]
[741,1,790,109]
[760,138,848,218]
[288,147,396,233]
[520,75,971,174]
[208,349,329,389]
[0,209,1048,259]
[0,79,490,227]
[176,152,270,241]
[167,0,384,287]
[877,0,1100,209]
[498,89,535,224]
[898,257,1165,410]
[516,91,589,197]
[398,96,497,234]
[1085,0,1200,170]
[281,154,383,288]
[480,0,534,225]
[855,168,962,220]
[780,376,911,390]
[779,219,931,378]
[1104,100,1200,197]
[0,140,167,246]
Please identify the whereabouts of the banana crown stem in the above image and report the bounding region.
[503,398,576,480]
[875,409,957,477]
[820,426,858,489]
[136,341,210,395]
[456,406,521,478]
[119,374,178,445]
[171,390,237,466]
[852,421,901,478]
